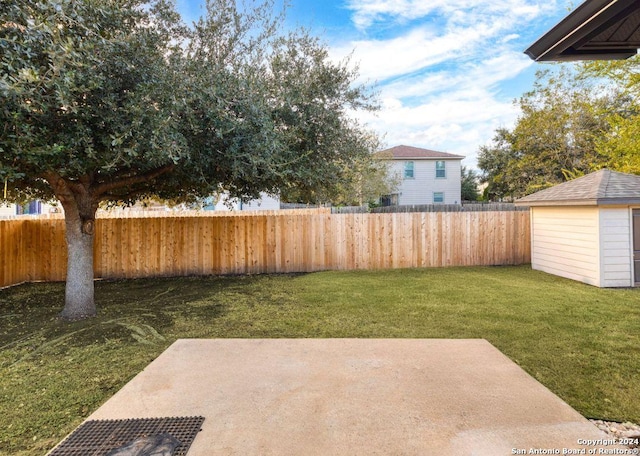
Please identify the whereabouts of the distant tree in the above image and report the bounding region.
[281,144,399,207]
[593,113,640,174]
[581,55,640,93]
[329,147,400,207]
[478,68,620,200]
[354,153,400,207]
[0,0,379,320]
[581,56,640,174]
[460,166,480,201]
[477,128,522,201]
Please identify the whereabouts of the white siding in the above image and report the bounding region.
[241,194,281,211]
[531,207,601,286]
[0,205,14,217]
[599,208,632,287]
[390,159,462,205]
[213,192,280,211]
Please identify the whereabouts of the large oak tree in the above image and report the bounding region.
[0,0,380,319]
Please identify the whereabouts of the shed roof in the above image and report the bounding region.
[377,145,464,160]
[525,0,640,61]
[515,169,640,206]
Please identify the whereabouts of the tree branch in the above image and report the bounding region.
[93,163,176,198]
[99,188,153,203]
[41,170,75,205]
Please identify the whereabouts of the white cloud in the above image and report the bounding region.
[336,41,533,162]
[361,92,516,131]
[356,93,517,166]
[346,52,533,164]
[332,0,550,85]
[380,52,533,101]
[328,0,561,166]
[346,0,550,31]
[332,22,518,85]
[501,34,520,44]
[332,26,487,83]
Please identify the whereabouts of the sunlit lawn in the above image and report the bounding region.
[1,265,639,455]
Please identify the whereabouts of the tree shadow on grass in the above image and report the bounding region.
[0,276,247,455]
[0,276,258,364]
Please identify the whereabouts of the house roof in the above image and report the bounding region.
[377,145,464,160]
[515,169,640,206]
[525,0,640,61]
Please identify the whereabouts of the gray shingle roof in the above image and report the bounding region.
[377,145,464,160]
[515,169,640,206]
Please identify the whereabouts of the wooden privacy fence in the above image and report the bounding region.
[0,210,530,288]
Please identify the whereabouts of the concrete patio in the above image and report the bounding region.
[79,339,623,455]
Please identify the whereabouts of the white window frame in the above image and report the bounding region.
[435,160,446,178]
[433,192,445,203]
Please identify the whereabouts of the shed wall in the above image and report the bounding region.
[531,207,600,286]
[599,207,633,287]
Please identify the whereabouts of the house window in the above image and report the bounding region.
[433,192,444,203]
[404,161,414,179]
[436,160,446,178]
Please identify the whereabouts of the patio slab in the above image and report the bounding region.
[83,339,623,455]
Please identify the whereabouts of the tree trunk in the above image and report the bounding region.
[61,207,96,320]
[45,173,99,320]
[43,166,173,320]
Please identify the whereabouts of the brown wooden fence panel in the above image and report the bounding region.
[0,219,26,287]
[0,210,531,288]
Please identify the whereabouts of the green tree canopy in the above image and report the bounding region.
[581,55,640,93]
[460,166,480,202]
[582,55,640,174]
[477,67,631,200]
[0,0,380,319]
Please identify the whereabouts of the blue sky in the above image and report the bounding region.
[176,0,575,167]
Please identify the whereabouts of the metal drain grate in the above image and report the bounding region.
[48,416,205,456]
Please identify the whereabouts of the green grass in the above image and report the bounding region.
[1,265,639,455]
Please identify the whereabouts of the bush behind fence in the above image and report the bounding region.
[0,210,530,288]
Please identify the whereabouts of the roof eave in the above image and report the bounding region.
[597,197,640,205]
[525,0,638,62]
[514,199,599,207]
[530,48,637,62]
[515,197,640,207]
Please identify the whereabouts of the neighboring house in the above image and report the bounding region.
[377,145,464,206]
[0,193,281,218]
[0,201,60,218]
[103,192,282,214]
[0,205,14,217]
[205,193,281,212]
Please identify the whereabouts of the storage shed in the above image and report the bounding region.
[515,169,640,287]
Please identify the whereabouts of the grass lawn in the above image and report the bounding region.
[1,265,639,455]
